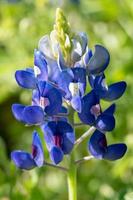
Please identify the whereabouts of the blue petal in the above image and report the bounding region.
[32,131,44,167]
[23,106,45,125]
[12,104,26,123]
[96,114,115,132]
[88,130,107,159]
[57,70,74,99]
[37,81,47,95]
[46,58,61,84]
[83,48,93,66]
[100,81,127,101]
[87,45,110,75]
[72,68,86,83]
[71,95,82,113]
[71,32,87,62]
[57,121,75,154]
[42,121,56,151]
[11,151,36,170]
[88,74,106,91]
[72,67,86,95]
[50,146,63,164]
[38,35,54,59]
[32,89,40,106]
[79,32,88,54]
[62,131,75,154]
[57,68,86,101]
[57,50,67,70]
[104,143,127,161]
[78,90,99,125]
[15,70,36,89]
[42,121,75,155]
[38,81,62,115]
[78,82,86,97]
[34,49,48,81]
[26,68,34,73]
[71,39,82,62]
[103,104,116,116]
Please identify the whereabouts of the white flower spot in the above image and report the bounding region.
[40,97,50,109]
[34,65,41,77]
[69,82,79,97]
[101,79,108,90]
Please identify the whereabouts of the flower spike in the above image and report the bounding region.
[11,8,127,170]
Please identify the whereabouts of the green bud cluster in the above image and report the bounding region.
[54,8,74,63]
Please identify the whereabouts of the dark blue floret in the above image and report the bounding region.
[11,131,44,170]
[12,80,63,125]
[57,67,86,112]
[78,90,99,125]
[99,81,127,101]
[12,104,46,125]
[89,73,127,101]
[95,114,115,132]
[103,103,116,115]
[78,91,115,132]
[88,73,106,91]
[89,130,107,159]
[41,121,75,164]
[11,151,36,170]
[88,130,127,161]
[104,143,127,161]
[23,105,45,125]
[38,81,62,115]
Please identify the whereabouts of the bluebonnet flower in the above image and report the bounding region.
[11,131,44,170]
[78,90,115,132]
[88,130,127,160]
[12,55,63,125]
[12,84,62,125]
[88,73,127,101]
[41,121,75,164]
[56,66,86,112]
[85,45,110,75]
[75,45,109,73]
[84,45,126,101]
[11,8,127,170]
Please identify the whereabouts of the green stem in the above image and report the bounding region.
[67,106,77,200]
[67,158,77,200]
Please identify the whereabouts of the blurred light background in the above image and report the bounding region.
[0,0,133,199]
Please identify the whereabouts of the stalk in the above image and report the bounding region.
[67,155,77,200]
[67,106,77,200]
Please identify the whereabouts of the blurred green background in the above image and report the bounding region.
[0,0,133,199]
